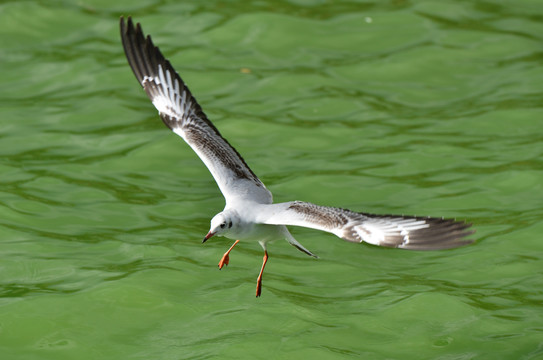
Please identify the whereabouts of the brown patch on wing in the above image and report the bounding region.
[288,201,357,229]
[182,120,262,183]
[342,225,366,242]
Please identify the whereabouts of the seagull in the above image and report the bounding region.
[120,17,474,297]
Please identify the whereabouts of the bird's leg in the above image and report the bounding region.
[218,240,240,269]
[256,250,269,297]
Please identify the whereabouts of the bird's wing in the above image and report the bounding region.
[259,201,474,250]
[120,17,272,205]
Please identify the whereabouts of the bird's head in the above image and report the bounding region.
[203,211,236,242]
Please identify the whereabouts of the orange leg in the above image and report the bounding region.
[256,250,269,298]
[218,240,240,269]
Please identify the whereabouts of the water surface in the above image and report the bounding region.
[1,0,542,359]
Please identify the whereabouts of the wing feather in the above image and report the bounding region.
[260,201,474,250]
[120,17,272,205]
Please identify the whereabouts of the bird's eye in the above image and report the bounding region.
[228,221,232,228]
[220,222,226,229]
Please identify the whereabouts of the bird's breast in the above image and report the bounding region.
[228,222,284,243]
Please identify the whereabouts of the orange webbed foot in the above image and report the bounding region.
[218,254,230,269]
[218,240,240,270]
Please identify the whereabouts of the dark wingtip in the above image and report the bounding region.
[120,15,131,31]
[399,218,476,250]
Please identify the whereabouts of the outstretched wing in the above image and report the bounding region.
[120,17,272,205]
[259,201,474,250]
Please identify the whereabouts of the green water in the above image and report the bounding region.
[1,0,543,359]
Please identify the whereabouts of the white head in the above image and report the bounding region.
[203,210,238,242]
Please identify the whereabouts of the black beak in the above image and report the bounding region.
[202,231,214,243]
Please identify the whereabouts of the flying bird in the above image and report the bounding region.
[120,17,474,297]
